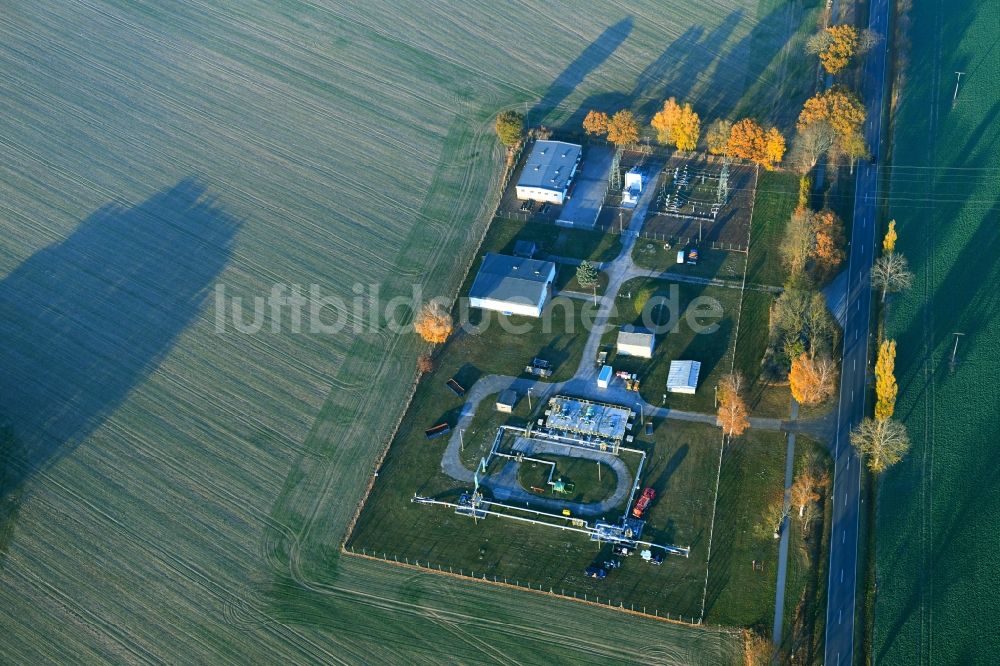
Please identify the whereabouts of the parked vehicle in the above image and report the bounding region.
[612,544,633,557]
[686,248,699,265]
[584,565,607,579]
[631,487,656,519]
[603,559,622,570]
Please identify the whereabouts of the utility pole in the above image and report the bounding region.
[950,332,965,373]
[460,429,465,452]
[527,387,532,410]
[953,71,966,105]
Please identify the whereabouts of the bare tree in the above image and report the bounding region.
[858,28,882,54]
[850,417,911,474]
[804,31,834,55]
[779,208,816,277]
[790,120,837,172]
[871,252,914,302]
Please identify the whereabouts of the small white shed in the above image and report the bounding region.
[616,327,655,358]
[667,360,701,394]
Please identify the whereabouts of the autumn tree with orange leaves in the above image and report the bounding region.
[606,110,640,147]
[812,209,846,278]
[798,87,866,167]
[727,118,786,170]
[582,110,609,136]
[790,470,827,517]
[651,98,700,151]
[717,372,750,438]
[789,353,838,405]
[413,303,453,344]
[806,24,860,75]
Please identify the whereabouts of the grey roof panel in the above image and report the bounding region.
[516,140,582,192]
[469,253,555,305]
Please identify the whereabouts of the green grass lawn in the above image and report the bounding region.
[459,393,537,469]
[517,455,619,504]
[485,217,622,264]
[704,429,787,628]
[449,299,597,383]
[632,241,747,283]
[555,266,610,297]
[351,413,726,622]
[745,170,798,289]
[603,277,741,413]
[731,169,801,418]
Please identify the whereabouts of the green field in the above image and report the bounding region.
[874,0,1000,663]
[0,1,816,663]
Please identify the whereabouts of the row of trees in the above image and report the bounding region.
[850,222,914,474]
[583,101,787,170]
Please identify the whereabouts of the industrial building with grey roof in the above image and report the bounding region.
[467,253,557,318]
[515,140,582,204]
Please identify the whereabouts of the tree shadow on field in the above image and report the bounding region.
[528,17,633,126]
[565,15,743,131]
[0,178,240,534]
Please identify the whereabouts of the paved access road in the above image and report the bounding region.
[824,0,891,662]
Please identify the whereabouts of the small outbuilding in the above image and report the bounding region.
[496,389,518,413]
[666,360,701,394]
[513,240,538,258]
[616,326,655,358]
[597,364,613,389]
[622,167,643,208]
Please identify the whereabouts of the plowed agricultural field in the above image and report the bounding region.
[0,1,810,662]
[874,0,1000,663]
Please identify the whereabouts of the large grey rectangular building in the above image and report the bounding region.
[516,140,582,205]
[468,253,557,318]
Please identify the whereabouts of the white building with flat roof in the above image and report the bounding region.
[468,253,557,318]
[516,140,582,205]
[616,327,654,358]
[667,360,701,394]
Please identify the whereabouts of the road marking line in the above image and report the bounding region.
[842,530,846,543]
[841,569,845,583]
[844,493,848,507]
[839,609,843,624]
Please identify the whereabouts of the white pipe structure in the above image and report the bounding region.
[411,494,690,558]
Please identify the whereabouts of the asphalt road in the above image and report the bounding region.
[824,0,892,663]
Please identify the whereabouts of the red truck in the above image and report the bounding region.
[632,487,656,519]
